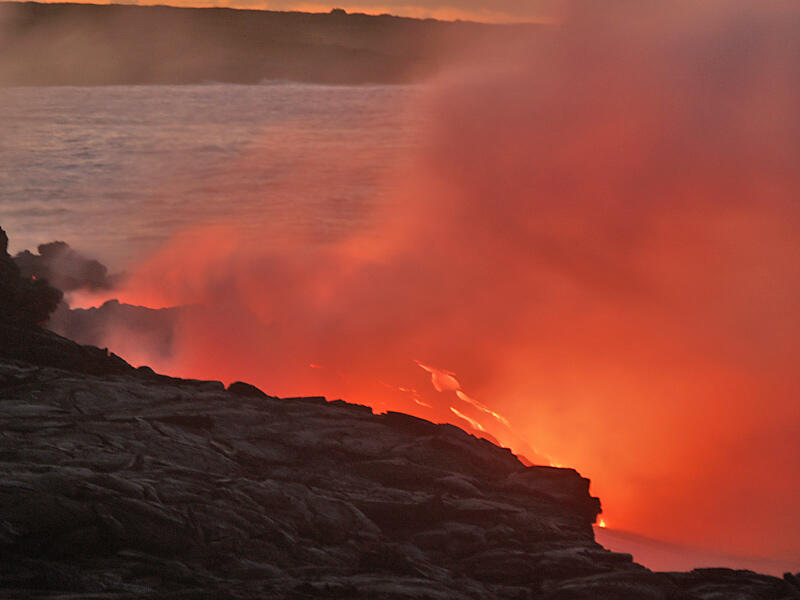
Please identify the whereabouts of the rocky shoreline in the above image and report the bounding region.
[2,356,798,599]
[1,227,799,598]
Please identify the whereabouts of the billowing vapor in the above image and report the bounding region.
[71,2,800,566]
[15,241,115,292]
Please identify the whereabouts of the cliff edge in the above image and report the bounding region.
[1,228,798,599]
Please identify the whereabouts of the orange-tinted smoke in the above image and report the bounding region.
[93,1,800,565]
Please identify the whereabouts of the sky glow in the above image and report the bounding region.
[30,0,556,23]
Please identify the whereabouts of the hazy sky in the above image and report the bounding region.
[42,0,557,22]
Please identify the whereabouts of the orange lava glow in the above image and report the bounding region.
[76,2,800,567]
[450,406,485,432]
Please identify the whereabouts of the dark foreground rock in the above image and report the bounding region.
[1,359,798,599]
[0,226,134,378]
[1,226,797,600]
[0,227,61,328]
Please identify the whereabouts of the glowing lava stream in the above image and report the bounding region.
[57,292,578,513]
[306,357,566,475]
[415,360,510,427]
[410,360,569,472]
[450,406,485,431]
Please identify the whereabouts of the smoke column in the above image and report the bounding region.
[81,1,800,566]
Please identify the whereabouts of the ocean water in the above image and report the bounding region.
[0,83,425,268]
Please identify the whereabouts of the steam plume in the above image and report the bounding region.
[15,241,115,292]
[75,1,800,565]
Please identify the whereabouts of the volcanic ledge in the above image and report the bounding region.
[1,231,799,600]
[1,353,798,599]
[0,353,605,597]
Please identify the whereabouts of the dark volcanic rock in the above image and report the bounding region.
[0,359,797,599]
[0,226,62,327]
[0,355,613,599]
[0,319,134,377]
[227,380,274,398]
[0,230,795,599]
[0,227,135,376]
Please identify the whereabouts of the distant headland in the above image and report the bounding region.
[0,1,538,85]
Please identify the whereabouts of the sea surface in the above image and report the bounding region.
[0,83,425,268]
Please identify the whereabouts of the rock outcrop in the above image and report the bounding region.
[1,357,798,598]
[0,228,131,377]
[0,227,62,328]
[1,229,797,598]
[48,299,185,365]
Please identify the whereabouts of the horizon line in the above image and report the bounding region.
[0,0,556,25]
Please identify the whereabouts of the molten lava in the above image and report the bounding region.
[449,406,485,432]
